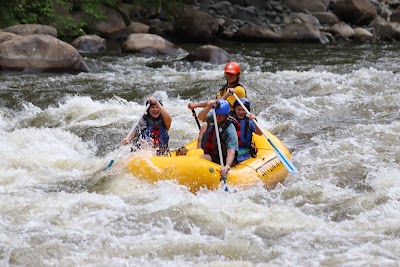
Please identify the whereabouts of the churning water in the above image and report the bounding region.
[1,42,400,266]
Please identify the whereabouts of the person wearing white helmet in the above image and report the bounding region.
[197,99,238,177]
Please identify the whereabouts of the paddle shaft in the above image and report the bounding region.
[191,109,201,130]
[212,108,229,191]
[231,93,299,174]
[103,103,150,171]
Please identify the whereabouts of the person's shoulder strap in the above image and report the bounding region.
[216,85,227,98]
[228,115,239,125]
[244,117,250,138]
[219,117,231,133]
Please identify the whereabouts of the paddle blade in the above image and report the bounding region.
[103,160,114,171]
[231,92,299,174]
[268,139,299,174]
[220,176,229,192]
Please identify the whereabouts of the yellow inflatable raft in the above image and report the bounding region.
[126,131,292,193]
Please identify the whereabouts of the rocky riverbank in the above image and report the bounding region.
[2,0,400,72]
[132,0,400,44]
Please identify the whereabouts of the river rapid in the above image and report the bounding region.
[1,42,400,266]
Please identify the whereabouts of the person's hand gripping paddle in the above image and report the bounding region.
[231,92,299,174]
[103,103,150,171]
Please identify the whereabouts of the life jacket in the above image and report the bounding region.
[201,117,235,163]
[231,115,258,162]
[231,115,252,148]
[217,83,247,98]
[216,83,247,110]
[138,114,169,155]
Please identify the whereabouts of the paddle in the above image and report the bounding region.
[103,103,150,171]
[191,109,201,130]
[231,93,299,174]
[212,108,229,192]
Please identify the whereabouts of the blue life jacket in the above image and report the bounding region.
[138,114,169,155]
[232,115,254,162]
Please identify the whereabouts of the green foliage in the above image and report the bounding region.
[56,15,86,40]
[6,0,69,26]
[79,0,117,21]
[0,1,19,26]
[0,0,119,39]
[161,0,183,20]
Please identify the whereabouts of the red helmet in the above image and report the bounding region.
[224,62,241,74]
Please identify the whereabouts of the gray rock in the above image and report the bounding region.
[183,45,231,64]
[174,7,219,42]
[235,25,280,42]
[122,33,187,56]
[71,35,107,53]
[4,24,57,37]
[333,0,377,26]
[0,34,89,72]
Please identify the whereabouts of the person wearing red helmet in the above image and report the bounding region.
[188,61,247,112]
[217,61,247,110]
[186,62,247,149]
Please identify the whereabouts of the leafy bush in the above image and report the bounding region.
[0,0,183,39]
[0,0,119,39]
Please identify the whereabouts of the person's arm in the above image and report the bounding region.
[158,102,172,129]
[220,149,235,176]
[220,88,233,100]
[220,124,238,176]
[197,100,215,122]
[146,96,172,129]
[121,118,145,145]
[188,101,208,110]
[122,132,136,145]
[248,114,262,135]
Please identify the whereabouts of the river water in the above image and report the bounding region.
[1,42,400,266]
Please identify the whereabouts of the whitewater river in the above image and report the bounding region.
[1,42,400,266]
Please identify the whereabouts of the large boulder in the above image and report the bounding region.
[3,24,57,37]
[330,22,355,39]
[0,32,20,43]
[0,34,89,72]
[312,12,341,26]
[284,12,321,26]
[121,33,186,56]
[71,35,106,53]
[370,16,400,41]
[284,0,327,12]
[108,22,150,40]
[234,25,280,42]
[183,45,230,64]
[333,0,376,26]
[95,7,127,35]
[353,27,374,41]
[279,23,325,43]
[174,7,219,42]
